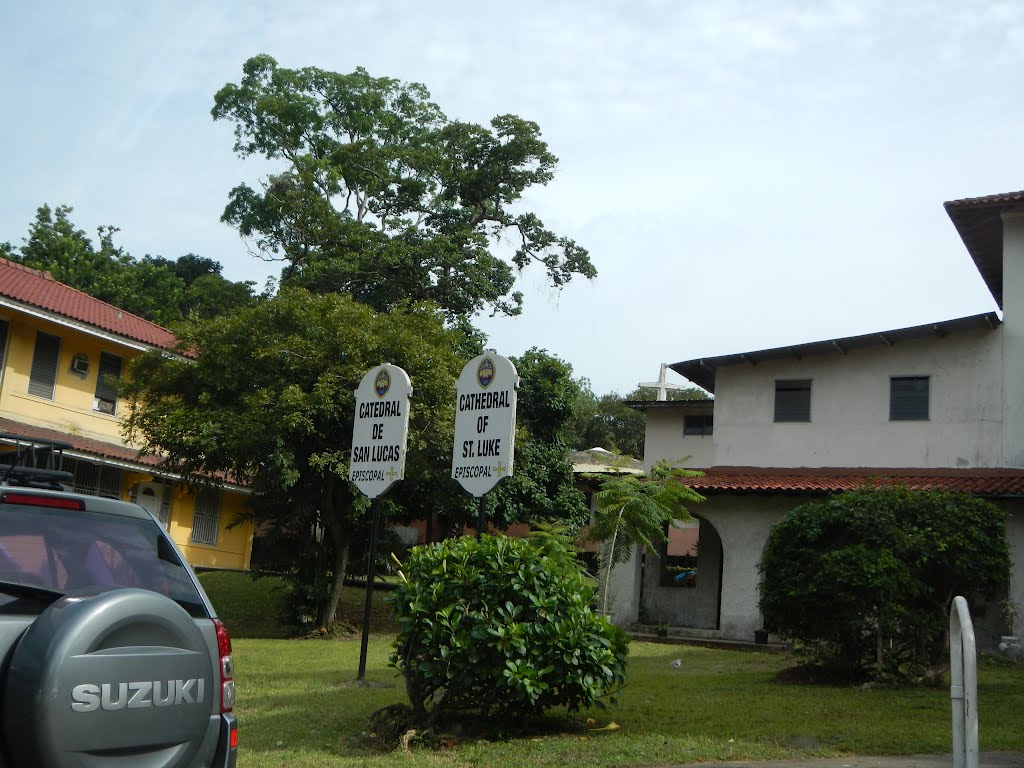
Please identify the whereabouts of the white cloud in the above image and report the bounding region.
[0,0,1017,394]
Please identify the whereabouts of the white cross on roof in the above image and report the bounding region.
[638,363,687,401]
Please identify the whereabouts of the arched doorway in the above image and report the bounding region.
[640,515,723,630]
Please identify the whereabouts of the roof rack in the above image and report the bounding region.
[0,466,75,491]
[0,431,72,472]
[0,432,74,491]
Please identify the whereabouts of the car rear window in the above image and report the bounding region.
[0,503,208,617]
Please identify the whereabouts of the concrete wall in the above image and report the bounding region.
[1005,500,1024,639]
[177,488,254,570]
[711,328,1004,468]
[628,495,794,640]
[641,517,722,629]
[0,312,131,443]
[695,496,793,640]
[1001,213,1024,466]
[642,407,716,472]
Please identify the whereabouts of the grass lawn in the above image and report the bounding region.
[200,571,1024,768]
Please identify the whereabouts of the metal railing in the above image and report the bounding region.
[950,595,978,768]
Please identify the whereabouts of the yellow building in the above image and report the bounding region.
[0,257,253,569]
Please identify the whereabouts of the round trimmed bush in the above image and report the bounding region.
[758,486,1010,682]
[390,533,628,723]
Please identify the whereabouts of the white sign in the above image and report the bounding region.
[349,364,412,499]
[451,352,518,496]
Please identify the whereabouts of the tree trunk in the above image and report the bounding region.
[319,515,351,627]
[601,505,626,615]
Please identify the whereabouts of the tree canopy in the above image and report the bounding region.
[488,349,589,531]
[120,287,467,625]
[6,204,260,325]
[212,55,594,320]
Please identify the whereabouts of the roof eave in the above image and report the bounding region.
[670,311,1001,395]
[942,193,1024,310]
[0,295,163,354]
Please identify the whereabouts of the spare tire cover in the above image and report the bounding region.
[3,587,215,768]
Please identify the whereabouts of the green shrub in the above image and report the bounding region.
[758,486,1010,683]
[389,533,628,726]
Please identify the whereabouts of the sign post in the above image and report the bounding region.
[349,363,412,680]
[451,352,519,534]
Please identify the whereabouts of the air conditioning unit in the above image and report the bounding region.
[70,355,90,375]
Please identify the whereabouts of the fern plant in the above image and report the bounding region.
[586,461,704,614]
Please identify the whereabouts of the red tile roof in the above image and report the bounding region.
[0,417,160,468]
[0,258,177,350]
[684,467,1024,496]
[0,417,242,488]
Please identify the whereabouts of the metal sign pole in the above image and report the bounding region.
[348,363,412,684]
[477,493,487,538]
[357,497,381,681]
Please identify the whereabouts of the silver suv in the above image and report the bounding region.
[0,478,237,767]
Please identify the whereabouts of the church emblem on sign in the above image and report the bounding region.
[477,357,495,388]
[374,368,391,397]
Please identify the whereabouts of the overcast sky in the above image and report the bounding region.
[2,1,1019,395]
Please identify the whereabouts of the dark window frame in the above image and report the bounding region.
[0,318,9,388]
[93,352,123,415]
[683,413,714,436]
[890,375,929,421]
[27,331,61,400]
[774,379,812,423]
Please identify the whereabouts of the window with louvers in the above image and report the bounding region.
[890,376,929,421]
[28,331,61,399]
[774,379,811,422]
[93,352,123,415]
[683,414,714,436]
[190,489,221,546]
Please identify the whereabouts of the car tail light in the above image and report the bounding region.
[214,619,234,713]
[0,492,84,510]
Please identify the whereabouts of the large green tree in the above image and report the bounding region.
[488,349,589,532]
[148,253,265,321]
[120,287,466,625]
[212,55,594,319]
[9,205,259,325]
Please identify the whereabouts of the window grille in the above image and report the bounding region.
[190,489,221,546]
[66,457,123,499]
